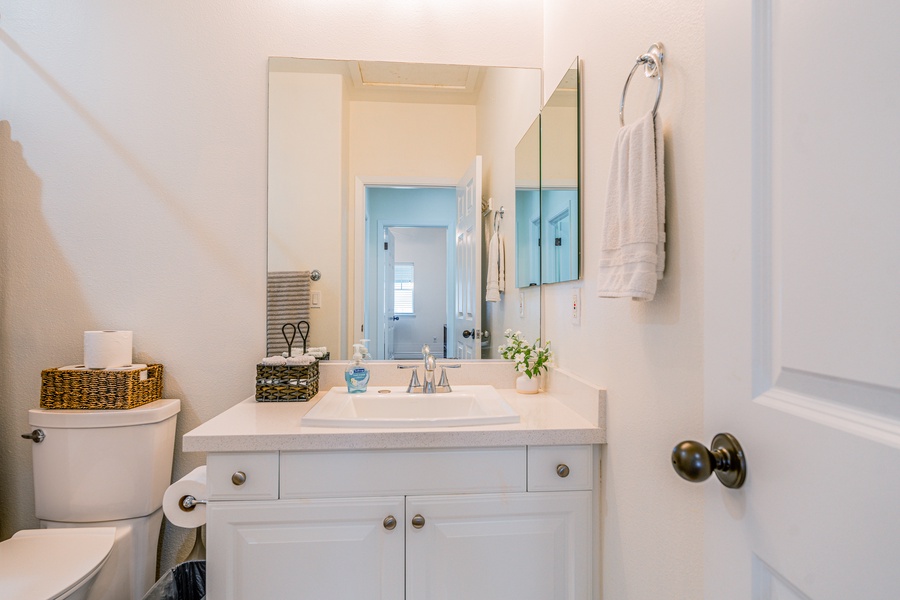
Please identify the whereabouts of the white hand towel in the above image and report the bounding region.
[597,110,666,300]
[285,355,315,365]
[485,231,506,302]
[261,355,287,366]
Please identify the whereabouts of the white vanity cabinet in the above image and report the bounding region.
[205,445,596,600]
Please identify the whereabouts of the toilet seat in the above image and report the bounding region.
[0,527,115,600]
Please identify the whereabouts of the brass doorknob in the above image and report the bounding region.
[411,514,426,529]
[671,432,746,489]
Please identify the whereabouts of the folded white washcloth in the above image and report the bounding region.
[261,355,287,366]
[597,110,665,300]
[285,355,315,366]
[304,346,327,354]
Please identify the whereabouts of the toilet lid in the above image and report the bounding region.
[0,527,115,600]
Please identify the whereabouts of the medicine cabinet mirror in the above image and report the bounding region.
[540,59,580,284]
[513,58,581,289]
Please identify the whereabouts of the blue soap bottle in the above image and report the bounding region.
[345,342,370,393]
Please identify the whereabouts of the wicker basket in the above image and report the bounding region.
[256,361,319,402]
[40,364,164,410]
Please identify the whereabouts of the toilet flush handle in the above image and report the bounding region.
[20,429,45,443]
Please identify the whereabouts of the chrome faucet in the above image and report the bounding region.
[422,344,437,393]
[396,344,460,393]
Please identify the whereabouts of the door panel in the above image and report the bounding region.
[207,498,405,600]
[705,0,900,598]
[382,228,396,360]
[454,156,482,359]
[406,492,591,600]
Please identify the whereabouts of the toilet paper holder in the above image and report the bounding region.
[179,495,207,511]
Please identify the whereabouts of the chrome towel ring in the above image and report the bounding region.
[619,42,665,126]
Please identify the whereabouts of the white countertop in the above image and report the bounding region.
[183,388,605,453]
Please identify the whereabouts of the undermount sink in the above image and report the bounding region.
[301,385,520,428]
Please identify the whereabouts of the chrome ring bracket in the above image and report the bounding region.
[619,42,665,127]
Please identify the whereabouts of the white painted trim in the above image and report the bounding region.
[756,387,900,450]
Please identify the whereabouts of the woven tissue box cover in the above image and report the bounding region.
[256,361,319,402]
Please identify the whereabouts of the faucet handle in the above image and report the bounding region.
[436,363,461,392]
[398,364,421,393]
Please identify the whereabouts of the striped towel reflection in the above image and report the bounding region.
[266,271,311,356]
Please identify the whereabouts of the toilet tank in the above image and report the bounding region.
[28,399,180,522]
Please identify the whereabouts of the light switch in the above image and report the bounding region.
[519,292,526,318]
[311,291,322,308]
[571,287,581,324]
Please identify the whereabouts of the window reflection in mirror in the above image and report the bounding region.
[540,60,580,284]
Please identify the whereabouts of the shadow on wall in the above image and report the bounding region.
[0,121,200,574]
[0,120,93,538]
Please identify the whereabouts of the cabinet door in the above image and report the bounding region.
[207,497,404,600]
[406,491,591,600]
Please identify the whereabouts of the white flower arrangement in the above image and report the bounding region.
[498,329,552,379]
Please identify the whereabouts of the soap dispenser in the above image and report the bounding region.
[345,341,370,393]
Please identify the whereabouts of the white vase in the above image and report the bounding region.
[516,374,539,394]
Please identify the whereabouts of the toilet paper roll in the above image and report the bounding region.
[163,466,207,529]
[84,330,133,369]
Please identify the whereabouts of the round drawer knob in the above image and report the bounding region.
[231,471,247,486]
[556,464,570,478]
[383,516,397,530]
[411,514,426,529]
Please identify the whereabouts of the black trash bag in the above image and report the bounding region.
[141,560,206,600]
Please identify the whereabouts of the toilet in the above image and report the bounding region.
[0,398,180,600]
[0,528,115,600]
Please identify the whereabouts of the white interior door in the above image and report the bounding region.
[705,1,900,598]
[454,156,482,359]
[381,227,396,360]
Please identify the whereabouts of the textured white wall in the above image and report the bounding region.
[0,0,542,574]
[543,0,706,598]
[268,70,345,354]
[476,67,543,355]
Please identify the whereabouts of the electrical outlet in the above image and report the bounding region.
[519,292,526,318]
[311,291,322,308]
[571,287,581,324]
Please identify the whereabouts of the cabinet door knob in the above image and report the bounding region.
[557,464,570,478]
[411,514,426,529]
[231,471,247,486]
[383,516,397,530]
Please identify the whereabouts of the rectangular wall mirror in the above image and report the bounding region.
[540,59,580,285]
[268,58,541,360]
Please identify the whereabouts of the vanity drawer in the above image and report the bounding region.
[527,445,594,492]
[280,447,526,498]
[207,452,279,500]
